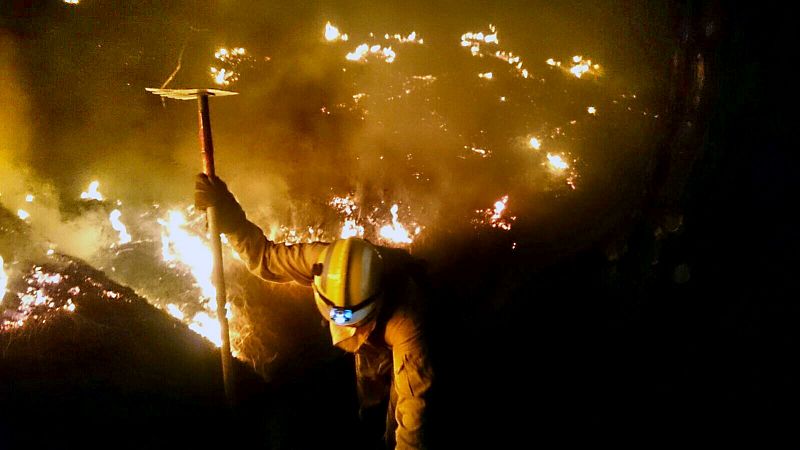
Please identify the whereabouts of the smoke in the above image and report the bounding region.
[4,1,675,247]
[1,1,679,379]
[1,32,108,261]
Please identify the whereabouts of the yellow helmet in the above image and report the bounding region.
[312,238,384,327]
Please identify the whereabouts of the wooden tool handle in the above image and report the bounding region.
[196,94,234,405]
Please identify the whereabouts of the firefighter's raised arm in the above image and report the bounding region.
[194,173,326,284]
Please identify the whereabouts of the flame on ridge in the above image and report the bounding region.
[109,209,132,245]
[80,181,103,201]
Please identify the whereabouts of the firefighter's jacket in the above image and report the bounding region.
[227,219,433,450]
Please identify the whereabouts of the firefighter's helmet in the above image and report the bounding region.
[312,238,383,327]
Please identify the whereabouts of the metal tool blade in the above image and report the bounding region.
[145,88,239,100]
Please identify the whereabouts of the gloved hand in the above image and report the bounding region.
[194,173,247,233]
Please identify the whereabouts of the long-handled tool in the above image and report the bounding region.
[146,88,238,405]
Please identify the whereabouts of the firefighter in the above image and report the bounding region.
[195,174,433,450]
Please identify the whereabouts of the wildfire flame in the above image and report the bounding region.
[547,153,569,170]
[325,22,349,42]
[529,137,542,150]
[379,204,415,244]
[188,311,222,347]
[157,210,230,347]
[345,43,395,63]
[0,255,7,303]
[460,24,499,51]
[158,210,215,301]
[330,195,364,238]
[334,23,421,63]
[166,304,184,320]
[17,209,30,220]
[340,220,365,239]
[109,209,132,245]
[474,195,516,231]
[461,25,530,78]
[346,43,369,61]
[25,194,34,203]
[80,181,104,201]
[547,55,602,79]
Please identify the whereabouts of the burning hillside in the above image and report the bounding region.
[0,209,265,446]
[0,203,374,448]
[6,1,790,447]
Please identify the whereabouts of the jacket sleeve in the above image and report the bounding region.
[225,219,328,285]
[385,280,433,450]
[391,334,433,450]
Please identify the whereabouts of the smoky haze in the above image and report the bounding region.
[2,1,678,377]
[2,0,674,252]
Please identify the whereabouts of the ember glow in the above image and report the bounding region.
[211,47,249,86]
[210,68,234,86]
[25,194,34,203]
[80,180,104,201]
[345,43,396,63]
[384,31,424,45]
[474,196,516,231]
[379,204,415,245]
[461,25,530,78]
[547,55,602,79]
[587,106,597,115]
[469,146,491,158]
[337,24,421,64]
[460,25,499,53]
[109,209,132,245]
[547,153,570,170]
[2,266,76,330]
[330,195,365,239]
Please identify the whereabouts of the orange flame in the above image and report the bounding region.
[109,209,132,245]
[325,22,349,42]
[546,153,569,170]
[0,255,7,303]
[80,181,103,201]
[475,196,516,231]
[379,204,414,244]
[158,210,215,300]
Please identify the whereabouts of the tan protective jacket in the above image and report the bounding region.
[227,220,433,449]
